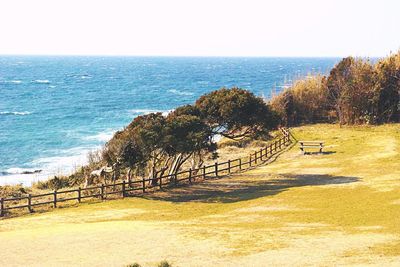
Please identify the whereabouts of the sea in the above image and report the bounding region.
[0,56,339,186]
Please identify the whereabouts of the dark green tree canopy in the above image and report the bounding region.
[165,108,214,155]
[101,88,279,179]
[195,87,279,139]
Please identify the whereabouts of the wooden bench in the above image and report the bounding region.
[299,141,324,154]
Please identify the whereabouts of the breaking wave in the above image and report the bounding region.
[0,111,31,116]
[168,89,194,96]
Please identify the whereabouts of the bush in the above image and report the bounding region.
[33,174,83,190]
[269,75,330,126]
[0,185,28,198]
[327,57,376,124]
[158,261,172,267]
[373,52,400,123]
[270,51,400,126]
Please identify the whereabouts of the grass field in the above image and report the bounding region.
[1,124,399,266]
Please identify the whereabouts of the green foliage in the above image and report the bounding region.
[100,88,277,184]
[195,87,279,139]
[165,106,214,155]
[125,263,141,267]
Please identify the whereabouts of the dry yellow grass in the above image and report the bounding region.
[0,124,399,266]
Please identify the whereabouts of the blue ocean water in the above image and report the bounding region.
[0,56,339,185]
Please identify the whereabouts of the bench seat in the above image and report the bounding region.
[299,141,324,153]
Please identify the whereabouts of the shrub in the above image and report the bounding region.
[373,52,400,123]
[269,75,329,126]
[327,57,376,125]
[0,185,28,198]
[158,260,172,267]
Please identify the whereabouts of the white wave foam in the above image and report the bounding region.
[31,147,95,176]
[33,79,50,84]
[129,109,163,115]
[168,89,194,96]
[197,81,209,85]
[0,111,31,116]
[129,109,173,117]
[0,146,101,186]
[84,131,114,142]
[1,80,22,84]
[9,80,22,84]
[162,110,173,116]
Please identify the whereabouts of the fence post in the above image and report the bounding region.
[203,165,206,179]
[28,194,33,213]
[279,139,282,149]
[101,184,105,200]
[274,141,277,152]
[255,152,258,164]
[53,191,57,208]
[249,154,252,167]
[142,178,145,193]
[228,160,231,175]
[215,162,218,177]
[0,197,4,217]
[122,180,126,198]
[78,187,81,203]
[239,158,242,171]
[188,168,192,184]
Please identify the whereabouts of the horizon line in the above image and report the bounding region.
[0,53,385,59]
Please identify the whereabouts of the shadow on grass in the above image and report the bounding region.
[140,173,359,203]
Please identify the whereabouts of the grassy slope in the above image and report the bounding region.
[0,124,399,266]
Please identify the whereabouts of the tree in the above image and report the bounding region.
[195,87,279,139]
[126,113,168,185]
[373,53,400,123]
[327,57,376,125]
[164,105,216,181]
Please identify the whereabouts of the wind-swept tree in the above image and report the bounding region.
[195,87,279,139]
[164,105,216,181]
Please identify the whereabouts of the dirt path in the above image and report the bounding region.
[1,124,399,266]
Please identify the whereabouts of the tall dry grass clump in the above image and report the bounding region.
[269,51,400,126]
[269,75,330,125]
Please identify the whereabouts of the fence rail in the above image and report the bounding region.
[0,128,292,217]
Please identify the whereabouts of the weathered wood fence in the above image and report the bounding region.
[0,128,292,217]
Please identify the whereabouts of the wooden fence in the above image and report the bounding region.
[0,128,292,217]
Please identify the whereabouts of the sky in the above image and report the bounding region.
[0,0,399,57]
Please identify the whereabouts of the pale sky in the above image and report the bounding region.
[0,0,399,57]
